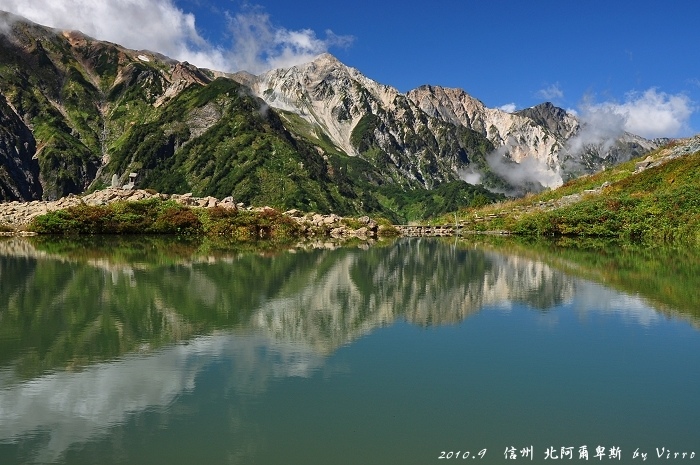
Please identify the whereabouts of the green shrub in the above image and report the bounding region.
[150,207,202,235]
[29,198,309,242]
[29,199,203,235]
[30,210,83,234]
[200,208,302,241]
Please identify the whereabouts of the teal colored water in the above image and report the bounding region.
[0,237,698,464]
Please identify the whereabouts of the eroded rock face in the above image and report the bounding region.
[247,53,402,158]
[410,88,578,164]
[245,55,660,192]
[241,53,495,189]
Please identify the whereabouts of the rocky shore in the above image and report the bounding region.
[0,188,392,239]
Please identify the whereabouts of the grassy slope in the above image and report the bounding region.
[438,140,700,244]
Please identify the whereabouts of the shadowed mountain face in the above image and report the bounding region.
[0,12,657,214]
[0,93,40,200]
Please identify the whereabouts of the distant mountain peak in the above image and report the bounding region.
[312,52,341,65]
[516,101,570,120]
[238,54,660,193]
[515,102,575,139]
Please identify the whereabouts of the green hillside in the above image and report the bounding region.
[443,138,700,243]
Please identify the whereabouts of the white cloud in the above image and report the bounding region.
[537,82,564,101]
[615,89,693,138]
[561,88,695,168]
[0,0,353,74]
[565,101,627,157]
[226,6,354,74]
[0,332,326,463]
[498,103,517,113]
[457,168,482,185]
[576,89,694,140]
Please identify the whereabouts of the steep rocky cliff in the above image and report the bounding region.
[0,11,209,200]
[241,53,496,189]
[244,56,660,193]
[408,87,577,167]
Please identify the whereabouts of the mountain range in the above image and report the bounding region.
[0,11,661,221]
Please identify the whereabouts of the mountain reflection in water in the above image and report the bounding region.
[0,236,698,464]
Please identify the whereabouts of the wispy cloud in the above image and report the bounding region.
[0,0,353,73]
[486,138,563,194]
[537,83,564,101]
[226,5,354,74]
[560,88,695,172]
[565,101,627,157]
[457,168,482,185]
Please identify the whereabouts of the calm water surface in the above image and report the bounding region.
[0,236,698,464]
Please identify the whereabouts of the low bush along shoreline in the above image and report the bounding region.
[25,197,399,240]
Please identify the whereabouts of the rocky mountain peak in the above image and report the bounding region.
[61,30,88,47]
[170,61,211,86]
[407,84,487,128]
[310,52,342,68]
[153,61,213,107]
[240,55,660,193]
[515,102,577,139]
[239,51,403,158]
[406,85,578,175]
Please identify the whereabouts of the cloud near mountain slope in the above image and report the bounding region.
[0,0,352,74]
[0,0,226,68]
[588,89,694,139]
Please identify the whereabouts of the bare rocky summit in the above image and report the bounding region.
[243,54,660,192]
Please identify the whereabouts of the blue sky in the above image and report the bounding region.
[1,0,698,138]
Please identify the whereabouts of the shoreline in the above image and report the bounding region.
[0,188,400,239]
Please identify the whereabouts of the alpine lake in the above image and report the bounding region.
[0,234,698,465]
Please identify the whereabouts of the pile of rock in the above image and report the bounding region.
[0,188,242,229]
[636,135,700,173]
[283,210,381,239]
[668,135,700,158]
[168,192,239,209]
[83,189,241,210]
[394,224,457,237]
[0,188,391,239]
